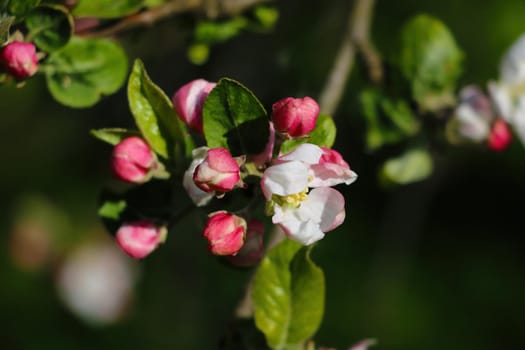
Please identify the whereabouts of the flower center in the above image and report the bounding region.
[272,188,309,209]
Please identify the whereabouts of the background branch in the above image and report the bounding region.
[318,0,382,116]
[78,0,272,39]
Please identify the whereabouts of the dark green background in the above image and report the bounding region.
[1,0,524,349]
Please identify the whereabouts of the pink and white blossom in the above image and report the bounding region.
[115,220,167,259]
[173,79,216,133]
[203,211,246,256]
[0,41,38,79]
[193,147,243,193]
[111,136,156,184]
[261,143,357,245]
[183,147,214,206]
[272,97,320,137]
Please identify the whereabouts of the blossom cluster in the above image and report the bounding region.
[451,34,525,151]
[108,79,357,261]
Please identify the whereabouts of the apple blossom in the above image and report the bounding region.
[203,211,246,256]
[111,136,157,184]
[115,220,167,259]
[453,86,493,142]
[183,147,214,206]
[0,41,39,79]
[193,147,244,193]
[272,96,320,137]
[261,143,357,244]
[226,219,264,267]
[173,79,216,132]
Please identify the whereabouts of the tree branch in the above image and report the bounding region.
[318,0,382,116]
[77,0,272,39]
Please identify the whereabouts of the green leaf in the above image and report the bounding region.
[26,5,73,52]
[253,5,279,30]
[194,18,248,45]
[8,0,40,17]
[90,128,141,145]
[380,148,433,185]
[280,114,336,154]
[128,59,194,164]
[73,0,143,19]
[0,14,14,46]
[399,14,463,112]
[252,240,325,349]
[203,78,269,156]
[360,89,419,151]
[46,37,128,108]
[98,199,127,221]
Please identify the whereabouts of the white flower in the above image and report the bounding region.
[183,147,214,206]
[500,33,525,86]
[261,143,357,245]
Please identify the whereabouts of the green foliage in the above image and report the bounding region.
[128,59,194,166]
[252,239,325,350]
[194,18,248,45]
[7,0,40,17]
[399,14,463,112]
[0,14,14,45]
[203,78,269,156]
[360,89,419,151]
[380,148,434,185]
[73,0,143,19]
[26,5,73,52]
[280,114,337,154]
[46,37,128,108]
[90,128,141,145]
[253,5,279,30]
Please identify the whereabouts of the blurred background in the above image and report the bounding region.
[1,0,525,349]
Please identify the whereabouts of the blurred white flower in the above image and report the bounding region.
[57,241,137,325]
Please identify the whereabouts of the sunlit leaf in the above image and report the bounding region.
[128,59,194,165]
[252,239,325,349]
[73,0,143,19]
[380,148,433,185]
[46,37,128,108]
[90,128,141,146]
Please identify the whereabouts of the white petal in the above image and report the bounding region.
[297,187,346,232]
[488,81,513,122]
[183,158,213,206]
[500,34,525,86]
[261,161,309,199]
[272,205,325,245]
[455,104,490,141]
[309,163,358,187]
[277,143,323,164]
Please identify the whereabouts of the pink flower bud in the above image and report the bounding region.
[319,146,350,168]
[0,41,39,80]
[173,79,216,133]
[203,211,247,256]
[488,118,512,151]
[227,219,264,267]
[272,96,320,137]
[115,220,167,259]
[193,147,242,193]
[111,137,156,184]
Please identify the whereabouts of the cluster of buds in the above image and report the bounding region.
[106,78,357,262]
[0,41,39,80]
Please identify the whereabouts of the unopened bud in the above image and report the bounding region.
[193,147,243,193]
[272,96,320,137]
[203,211,246,256]
[488,118,512,151]
[111,137,156,184]
[0,41,38,80]
[227,219,264,267]
[115,220,167,259]
[173,79,216,133]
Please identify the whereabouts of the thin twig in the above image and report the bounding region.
[318,0,382,116]
[77,0,272,39]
